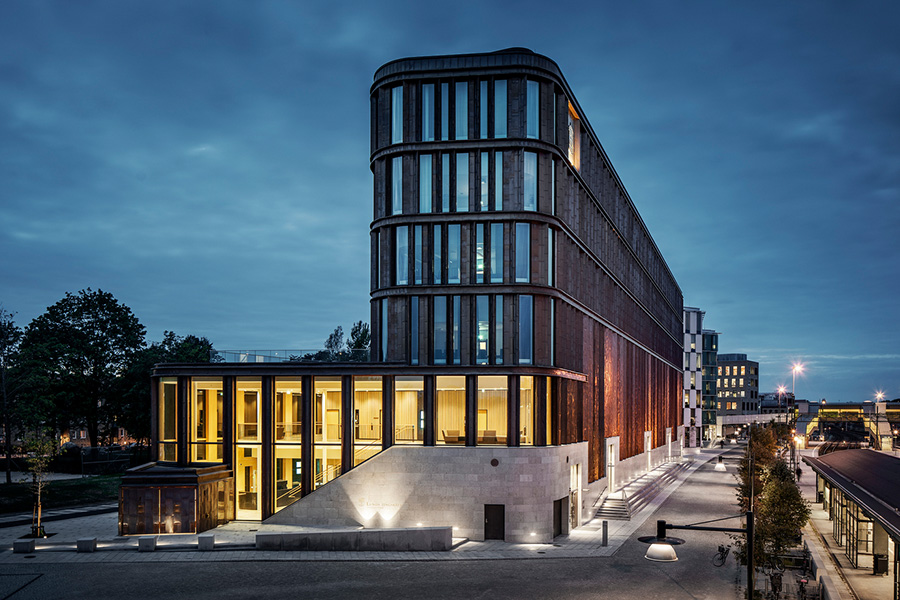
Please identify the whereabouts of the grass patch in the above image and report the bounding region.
[0,474,122,514]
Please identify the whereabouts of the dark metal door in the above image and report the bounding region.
[553,498,564,538]
[484,504,505,540]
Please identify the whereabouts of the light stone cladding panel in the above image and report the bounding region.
[266,442,589,543]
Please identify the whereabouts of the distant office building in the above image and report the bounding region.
[760,391,795,415]
[684,309,718,446]
[716,353,759,415]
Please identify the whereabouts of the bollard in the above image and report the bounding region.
[602,520,608,547]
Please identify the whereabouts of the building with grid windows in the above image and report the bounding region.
[716,353,760,418]
[124,49,684,543]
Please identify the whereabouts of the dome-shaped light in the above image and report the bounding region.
[715,457,727,472]
[645,542,679,562]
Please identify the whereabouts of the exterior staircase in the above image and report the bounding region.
[594,459,690,521]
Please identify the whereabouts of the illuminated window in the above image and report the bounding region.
[456,153,468,211]
[567,101,580,169]
[526,80,539,139]
[191,377,223,463]
[314,377,342,487]
[421,83,434,142]
[520,376,534,445]
[741,366,746,376]
[436,375,465,444]
[419,155,432,213]
[494,80,507,138]
[455,82,467,140]
[158,378,177,462]
[354,376,383,464]
[477,375,508,445]
[236,377,261,442]
[717,366,722,376]
[394,376,424,444]
[275,378,302,442]
[391,86,402,144]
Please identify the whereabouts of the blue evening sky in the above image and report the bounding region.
[1,1,898,402]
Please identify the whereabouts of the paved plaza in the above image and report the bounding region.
[0,446,889,599]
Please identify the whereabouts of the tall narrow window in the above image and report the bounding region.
[551,159,556,215]
[395,226,408,285]
[451,295,461,364]
[524,152,537,211]
[421,84,434,142]
[441,83,449,141]
[520,376,534,445]
[550,298,555,366]
[475,224,485,283]
[419,155,432,213]
[448,224,461,284]
[495,296,503,364]
[526,80,539,139]
[480,152,489,210]
[455,82,467,140]
[414,225,423,285]
[547,227,554,286]
[433,224,442,284]
[519,295,533,365]
[476,295,489,364]
[433,296,447,365]
[391,86,403,144]
[494,80,507,138]
[456,153,468,212]
[441,154,450,212]
[381,299,388,361]
[391,156,402,215]
[410,297,419,365]
[495,151,503,211]
[515,223,530,283]
[490,223,503,283]
[567,101,581,170]
[479,81,488,138]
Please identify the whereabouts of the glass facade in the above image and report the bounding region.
[479,80,488,138]
[495,151,503,210]
[526,80,539,139]
[394,376,424,444]
[490,223,503,283]
[354,376,382,465]
[190,377,223,463]
[419,155,432,213]
[158,378,177,461]
[448,224,461,284]
[421,83,434,142]
[515,223,530,283]
[524,152,537,211]
[391,85,402,144]
[434,296,447,365]
[414,225,422,285]
[456,153,468,212]
[441,154,450,212]
[391,156,402,215]
[519,295,533,365]
[475,295,489,364]
[236,378,261,442]
[495,296,504,364]
[494,80,506,138]
[437,375,465,444]
[395,226,408,285]
[480,152,489,210]
[477,375,507,445]
[455,82,467,140]
[475,224,485,283]
[520,376,534,445]
[314,377,341,487]
[433,224,442,284]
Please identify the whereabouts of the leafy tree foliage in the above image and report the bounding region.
[347,321,370,351]
[1,308,23,484]
[324,326,344,359]
[117,331,216,445]
[18,289,146,447]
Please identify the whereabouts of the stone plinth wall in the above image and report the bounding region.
[266,443,588,543]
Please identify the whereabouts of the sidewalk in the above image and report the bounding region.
[0,449,727,564]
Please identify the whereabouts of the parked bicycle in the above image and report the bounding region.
[797,577,808,600]
[712,544,730,567]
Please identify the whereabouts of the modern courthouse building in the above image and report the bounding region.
[127,49,684,543]
[716,353,760,415]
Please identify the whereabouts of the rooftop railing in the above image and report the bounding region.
[210,349,370,363]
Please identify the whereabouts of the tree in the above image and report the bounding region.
[26,433,55,537]
[346,321,370,362]
[117,331,216,446]
[1,308,23,484]
[756,459,810,558]
[324,326,344,360]
[18,289,146,447]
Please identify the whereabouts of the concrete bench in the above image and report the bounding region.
[138,536,157,552]
[76,537,98,553]
[198,533,215,551]
[13,539,35,554]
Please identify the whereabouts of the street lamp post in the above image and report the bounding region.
[640,512,755,599]
[792,363,803,398]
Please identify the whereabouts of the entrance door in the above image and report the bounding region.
[484,504,505,540]
[552,497,567,538]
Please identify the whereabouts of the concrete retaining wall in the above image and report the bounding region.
[266,443,588,543]
[256,527,452,551]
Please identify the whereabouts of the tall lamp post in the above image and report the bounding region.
[792,363,804,398]
[639,512,755,599]
[777,385,787,418]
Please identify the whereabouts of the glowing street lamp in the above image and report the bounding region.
[875,391,885,402]
[792,363,804,397]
